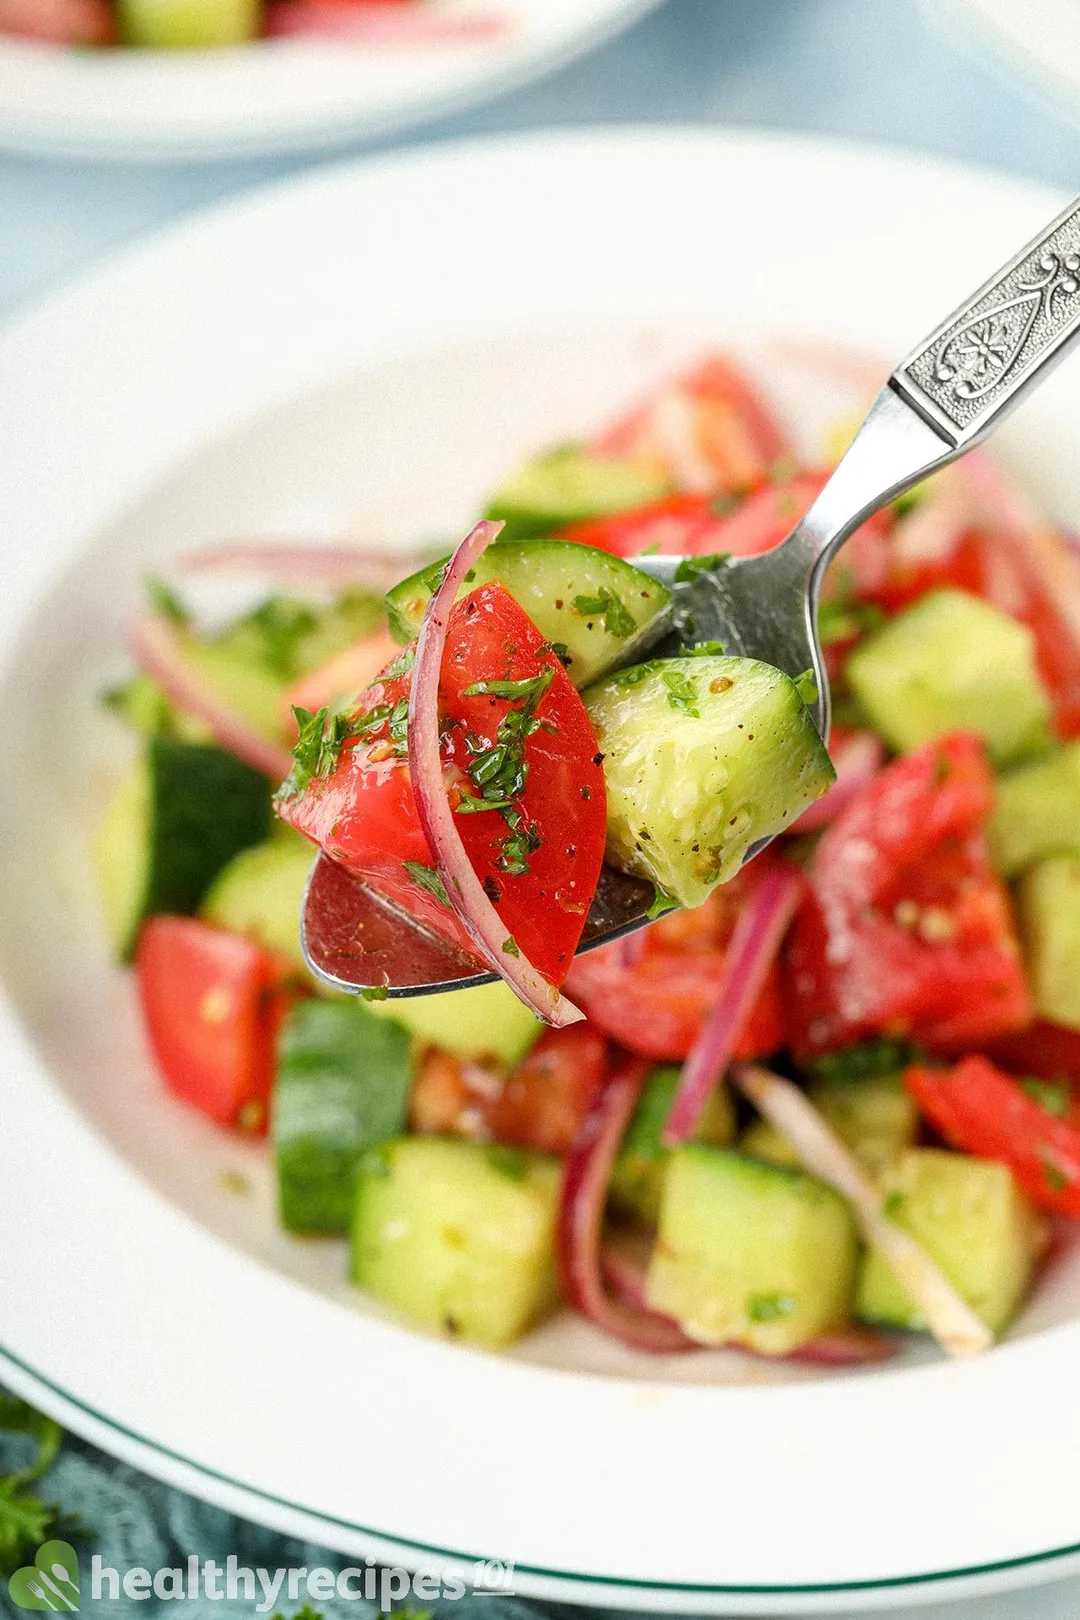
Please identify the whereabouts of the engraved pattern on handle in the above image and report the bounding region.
[896,194,1080,442]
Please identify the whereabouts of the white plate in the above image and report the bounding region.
[3,128,1080,1614]
[0,0,659,160]
[942,0,1080,113]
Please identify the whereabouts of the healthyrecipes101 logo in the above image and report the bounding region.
[7,1539,80,1611]
[7,1543,516,1612]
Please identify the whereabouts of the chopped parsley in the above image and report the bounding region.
[662,668,700,717]
[609,661,660,689]
[459,668,554,874]
[486,1144,528,1179]
[793,668,819,706]
[747,1292,797,1323]
[571,590,638,639]
[403,861,451,908]
[1021,1077,1073,1117]
[145,574,190,626]
[882,1190,907,1219]
[360,985,390,1002]
[383,644,416,679]
[277,705,346,799]
[674,551,731,584]
[1042,1156,1072,1192]
[687,639,726,657]
[502,937,521,957]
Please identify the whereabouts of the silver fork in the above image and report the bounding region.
[304,191,1080,998]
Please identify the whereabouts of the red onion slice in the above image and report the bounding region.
[601,1248,893,1365]
[662,860,805,1147]
[560,1056,694,1353]
[266,3,509,43]
[407,519,583,1027]
[128,613,292,781]
[791,731,883,833]
[732,1064,993,1359]
[179,541,431,594]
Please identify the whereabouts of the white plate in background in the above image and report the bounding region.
[0,0,660,160]
[2,129,1080,1611]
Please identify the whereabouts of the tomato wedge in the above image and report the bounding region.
[410,1025,608,1155]
[592,354,788,497]
[0,0,114,42]
[985,1020,1080,1086]
[559,472,890,598]
[136,917,293,1132]
[906,1055,1080,1216]
[565,852,787,1061]
[785,733,1032,1054]
[277,582,607,989]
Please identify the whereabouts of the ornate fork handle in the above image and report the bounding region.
[894,193,1080,446]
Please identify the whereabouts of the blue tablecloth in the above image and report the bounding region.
[6,1,1080,1614]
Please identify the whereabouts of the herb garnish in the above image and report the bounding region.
[0,1394,69,1575]
[571,591,637,639]
[687,639,726,657]
[747,1292,797,1323]
[807,1039,924,1085]
[403,861,451,908]
[817,598,886,646]
[662,669,700,717]
[1021,1077,1073,1117]
[277,705,348,799]
[383,645,416,680]
[609,661,660,689]
[360,985,390,1002]
[502,938,521,957]
[145,574,190,626]
[674,551,731,584]
[459,668,554,874]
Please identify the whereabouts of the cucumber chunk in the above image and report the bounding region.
[94,738,271,961]
[274,999,413,1234]
[846,588,1051,766]
[352,1137,561,1345]
[742,1072,919,1180]
[484,447,671,544]
[201,828,315,973]
[1018,855,1080,1030]
[610,1065,736,1225]
[584,656,834,907]
[856,1149,1043,1335]
[645,1146,858,1354]
[364,978,542,1067]
[989,743,1080,877]
[384,540,671,689]
[117,0,261,45]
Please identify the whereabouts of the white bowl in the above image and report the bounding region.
[2,129,1080,1613]
[0,0,659,160]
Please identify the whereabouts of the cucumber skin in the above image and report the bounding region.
[584,656,834,908]
[645,1146,858,1355]
[384,539,671,690]
[856,1149,1043,1335]
[483,447,671,545]
[352,1138,561,1346]
[610,1065,736,1225]
[274,999,413,1234]
[96,739,271,961]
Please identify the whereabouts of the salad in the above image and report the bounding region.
[95,352,1080,1365]
[0,0,503,48]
